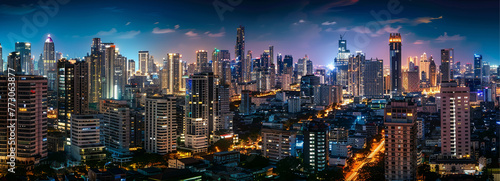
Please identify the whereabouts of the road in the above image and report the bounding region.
[345,140,385,181]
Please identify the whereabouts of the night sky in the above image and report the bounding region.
[0,0,498,68]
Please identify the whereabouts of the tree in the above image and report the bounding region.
[275,156,302,181]
[240,154,270,169]
[209,139,233,152]
[357,158,385,181]
[316,167,345,181]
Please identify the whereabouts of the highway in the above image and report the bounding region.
[345,140,385,181]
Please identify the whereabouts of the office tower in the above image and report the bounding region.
[43,35,56,77]
[474,54,482,79]
[277,53,283,75]
[482,62,490,83]
[441,48,454,82]
[7,52,22,75]
[283,55,293,74]
[240,90,251,115]
[147,55,154,74]
[89,38,103,110]
[184,72,220,152]
[362,58,384,98]
[303,121,329,173]
[70,115,106,163]
[334,35,350,86]
[306,57,313,75]
[288,97,301,113]
[74,60,89,115]
[130,108,145,148]
[221,60,232,85]
[114,53,128,100]
[36,54,42,75]
[439,81,470,158]
[301,74,320,98]
[402,70,420,93]
[0,43,3,73]
[269,45,274,65]
[261,51,270,69]
[102,44,116,99]
[197,50,209,73]
[128,59,135,77]
[384,98,417,181]
[100,100,131,159]
[163,53,183,95]
[244,50,252,82]
[235,25,245,82]
[15,42,32,75]
[0,76,48,169]
[145,95,177,155]
[297,57,307,77]
[348,52,364,96]
[313,84,334,106]
[389,33,402,95]
[139,51,149,75]
[429,59,437,87]
[262,128,295,163]
[57,59,76,132]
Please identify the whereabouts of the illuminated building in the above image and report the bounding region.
[441,48,454,82]
[100,100,131,161]
[402,70,420,93]
[0,43,2,73]
[262,128,296,164]
[439,81,471,158]
[69,115,106,164]
[128,59,135,77]
[429,58,437,87]
[0,76,48,170]
[384,97,417,181]
[362,58,384,98]
[7,52,22,75]
[43,35,56,77]
[240,90,251,115]
[303,121,329,173]
[139,50,149,75]
[163,53,184,95]
[389,33,402,95]
[334,35,350,87]
[235,25,245,82]
[196,50,208,73]
[57,59,76,132]
[88,38,103,110]
[145,95,177,155]
[348,52,364,97]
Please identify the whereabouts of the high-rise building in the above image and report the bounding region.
[197,50,209,73]
[240,90,251,115]
[439,81,471,158]
[384,97,417,181]
[100,100,131,160]
[441,48,454,82]
[7,52,22,75]
[269,45,274,65]
[147,55,154,74]
[402,70,420,93]
[163,53,183,95]
[389,33,402,95]
[306,57,313,75]
[348,52,364,96]
[128,59,135,77]
[262,128,295,164]
[362,58,384,98]
[0,43,3,73]
[43,35,56,77]
[0,76,48,170]
[303,121,329,173]
[184,72,221,152]
[334,35,350,87]
[145,95,177,155]
[57,59,76,132]
[474,54,482,79]
[69,115,106,163]
[89,38,103,110]
[139,51,149,75]
[277,53,283,75]
[429,59,437,87]
[235,25,245,82]
[15,42,32,75]
[244,50,252,82]
[420,56,431,82]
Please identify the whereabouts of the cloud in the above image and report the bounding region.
[185,31,198,37]
[413,16,443,25]
[125,22,131,26]
[321,21,337,26]
[435,32,465,42]
[174,24,180,29]
[350,25,401,37]
[293,19,306,25]
[153,27,175,34]
[102,7,124,13]
[116,30,140,39]
[154,22,159,24]
[95,28,118,36]
[204,27,226,38]
[314,0,359,13]
[413,40,430,45]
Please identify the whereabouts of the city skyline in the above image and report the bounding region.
[0,0,498,67]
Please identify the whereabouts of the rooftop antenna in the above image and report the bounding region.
[340,32,346,40]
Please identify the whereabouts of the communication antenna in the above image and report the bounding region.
[340,32,346,40]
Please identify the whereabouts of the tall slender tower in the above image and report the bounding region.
[429,59,437,87]
[235,25,245,82]
[473,54,482,79]
[15,42,32,75]
[145,95,177,155]
[197,50,209,73]
[89,38,103,110]
[389,33,402,95]
[43,35,56,76]
[334,35,350,86]
[139,51,149,75]
[0,43,3,73]
[164,53,183,95]
[441,48,454,82]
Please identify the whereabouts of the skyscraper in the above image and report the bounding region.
[89,38,103,110]
[439,81,471,158]
[69,115,106,163]
[43,35,56,76]
[139,51,149,75]
[0,43,3,73]
[384,97,417,181]
[362,58,384,97]
[474,54,482,79]
[100,100,131,159]
[145,95,177,155]
[7,52,22,75]
[15,42,32,75]
[164,53,183,95]
[429,59,437,87]
[128,59,135,77]
[147,55,154,74]
[283,55,293,74]
[334,35,350,87]
[348,52,364,96]
[235,25,245,82]
[197,50,209,73]
[277,53,283,75]
[389,33,402,95]
[0,76,48,170]
[303,121,329,173]
[57,59,76,132]
[441,48,454,82]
